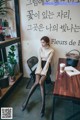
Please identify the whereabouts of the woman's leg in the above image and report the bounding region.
[39,76,46,117]
[22,74,40,111]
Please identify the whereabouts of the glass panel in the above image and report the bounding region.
[0,0,17,41]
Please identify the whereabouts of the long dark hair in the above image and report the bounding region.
[40,36,50,46]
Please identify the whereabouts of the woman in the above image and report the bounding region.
[22,36,54,117]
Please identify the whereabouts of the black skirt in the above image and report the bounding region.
[41,61,51,84]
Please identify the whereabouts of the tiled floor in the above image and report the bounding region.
[1,77,80,120]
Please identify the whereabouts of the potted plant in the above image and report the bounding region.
[7,45,17,82]
[0,61,9,88]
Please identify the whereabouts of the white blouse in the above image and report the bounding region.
[35,46,54,76]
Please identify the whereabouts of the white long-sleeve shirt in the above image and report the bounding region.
[35,46,54,76]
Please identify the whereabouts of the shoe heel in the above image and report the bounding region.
[40,112,44,117]
[40,109,45,118]
[21,105,26,111]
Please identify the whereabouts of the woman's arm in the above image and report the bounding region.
[41,49,54,76]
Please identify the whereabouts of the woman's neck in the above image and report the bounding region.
[42,45,50,49]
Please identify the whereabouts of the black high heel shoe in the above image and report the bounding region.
[40,111,45,117]
[40,109,45,117]
[21,104,26,111]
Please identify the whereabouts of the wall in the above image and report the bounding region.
[19,0,80,81]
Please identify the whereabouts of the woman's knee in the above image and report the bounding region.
[34,81,39,85]
[35,74,40,84]
[39,80,44,86]
[39,76,46,85]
